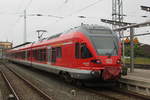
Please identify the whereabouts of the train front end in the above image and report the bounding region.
[81,25,122,81]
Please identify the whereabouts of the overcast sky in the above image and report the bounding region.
[0,0,150,46]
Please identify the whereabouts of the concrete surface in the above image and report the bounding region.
[119,68,150,96]
[123,68,150,84]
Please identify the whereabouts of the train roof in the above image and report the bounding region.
[41,24,111,41]
[9,24,114,52]
[12,42,32,49]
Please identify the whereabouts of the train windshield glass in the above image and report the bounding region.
[90,36,118,56]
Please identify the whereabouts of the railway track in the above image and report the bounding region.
[0,70,19,100]
[0,67,13,100]
[84,87,150,100]
[111,88,150,100]
[2,61,150,100]
[0,63,53,100]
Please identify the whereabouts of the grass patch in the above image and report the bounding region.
[124,57,150,64]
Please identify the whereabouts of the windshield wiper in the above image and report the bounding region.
[106,52,112,58]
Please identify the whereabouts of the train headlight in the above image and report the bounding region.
[91,59,102,64]
[116,59,121,64]
[96,59,101,64]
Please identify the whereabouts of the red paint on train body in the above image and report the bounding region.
[7,24,122,81]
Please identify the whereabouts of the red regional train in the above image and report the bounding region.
[6,24,122,84]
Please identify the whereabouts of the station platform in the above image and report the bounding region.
[123,68,150,83]
[119,68,150,96]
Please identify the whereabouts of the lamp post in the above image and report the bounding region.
[24,10,27,43]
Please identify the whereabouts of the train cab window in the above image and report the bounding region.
[75,42,92,59]
[56,47,62,58]
[81,43,92,59]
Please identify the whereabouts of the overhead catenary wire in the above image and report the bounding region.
[13,0,27,26]
[51,0,105,25]
[8,0,33,30]
[24,0,33,10]
[12,0,64,33]
[16,0,25,13]
[67,0,104,17]
[55,0,69,11]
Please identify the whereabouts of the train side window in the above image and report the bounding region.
[56,47,62,58]
[33,50,38,60]
[42,49,47,61]
[20,51,25,59]
[36,50,40,61]
[27,50,31,58]
[23,51,26,59]
[75,43,80,58]
[81,43,92,59]
[36,49,46,61]
[47,47,51,62]
[39,49,43,61]
[51,48,56,63]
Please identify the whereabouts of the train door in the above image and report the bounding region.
[47,46,51,64]
[25,51,28,60]
[51,48,56,63]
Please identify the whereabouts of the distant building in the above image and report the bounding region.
[0,42,12,49]
[0,41,13,59]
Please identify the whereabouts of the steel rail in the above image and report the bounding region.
[5,62,150,100]
[2,63,53,100]
[87,87,150,100]
[111,87,150,100]
[118,79,150,98]
[3,62,120,100]
[0,70,20,100]
[84,88,121,100]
